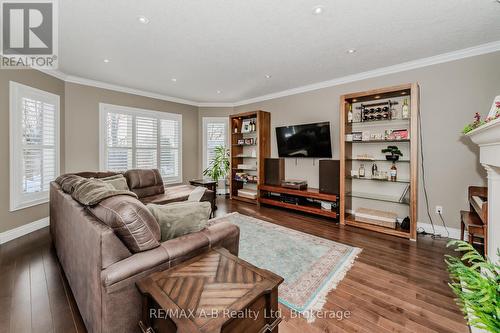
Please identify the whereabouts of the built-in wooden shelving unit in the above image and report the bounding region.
[229,111,270,204]
[339,83,419,240]
[259,184,338,219]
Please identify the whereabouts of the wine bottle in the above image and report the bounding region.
[348,105,353,123]
[371,163,378,176]
[390,162,397,182]
[402,99,410,119]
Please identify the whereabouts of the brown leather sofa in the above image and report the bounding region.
[124,169,216,213]
[50,171,239,333]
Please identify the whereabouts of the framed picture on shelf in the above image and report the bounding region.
[244,138,254,145]
[241,119,252,133]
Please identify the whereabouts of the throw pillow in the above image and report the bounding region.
[147,201,211,241]
[101,174,129,191]
[72,178,137,206]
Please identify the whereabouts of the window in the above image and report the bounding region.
[202,117,228,171]
[99,104,182,184]
[10,82,60,211]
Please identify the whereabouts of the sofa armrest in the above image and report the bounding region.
[101,245,170,290]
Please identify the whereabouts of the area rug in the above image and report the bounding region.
[209,212,361,320]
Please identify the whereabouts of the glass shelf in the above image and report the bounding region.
[232,131,257,135]
[347,158,410,162]
[346,176,410,184]
[346,191,409,205]
[235,155,257,158]
[349,118,410,125]
[347,139,410,144]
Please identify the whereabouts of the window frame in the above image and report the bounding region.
[99,103,183,184]
[9,81,61,212]
[202,117,229,171]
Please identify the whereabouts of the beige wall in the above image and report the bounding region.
[64,82,199,183]
[227,51,500,229]
[0,70,65,233]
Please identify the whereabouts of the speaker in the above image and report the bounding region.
[264,158,285,186]
[319,159,340,194]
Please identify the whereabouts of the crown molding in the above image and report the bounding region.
[38,40,500,108]
[38,69,202,106]
[197,102,236,108]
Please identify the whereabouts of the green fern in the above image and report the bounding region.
[203,145,230,183]
[445,240,500,332]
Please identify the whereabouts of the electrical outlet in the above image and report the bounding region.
[435,206,443,215]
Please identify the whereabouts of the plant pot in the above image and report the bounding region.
[386,155,399,161]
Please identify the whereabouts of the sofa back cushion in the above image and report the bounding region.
[88,195,161,253]
[101,174,130,191]
[124,169,164,198]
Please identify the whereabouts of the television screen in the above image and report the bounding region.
[276,122,332,158]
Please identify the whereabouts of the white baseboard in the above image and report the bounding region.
[417,222,462,240]
[0,217,50,245]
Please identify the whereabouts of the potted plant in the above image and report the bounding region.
[381,145,403,161]
[445,240,499,332]
[203,145,230,195]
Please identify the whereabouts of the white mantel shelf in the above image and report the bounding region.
[466,117,500,263]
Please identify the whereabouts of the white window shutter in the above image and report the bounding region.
[10,82,60,211]
[100,104,182,184]
[206,122,227,168]
[159,118,180,180]
[105,112,133,171]
[203,117,228,171]
[136,116,158,169]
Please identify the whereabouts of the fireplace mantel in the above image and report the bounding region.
[467,117,500,263]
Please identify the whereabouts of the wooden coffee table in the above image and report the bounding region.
[137,248,283,333]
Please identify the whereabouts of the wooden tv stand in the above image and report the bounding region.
[258,184,338,219]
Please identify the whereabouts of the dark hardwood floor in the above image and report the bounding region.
[0,197,469,333]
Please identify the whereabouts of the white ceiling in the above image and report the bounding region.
[59,0,500,104]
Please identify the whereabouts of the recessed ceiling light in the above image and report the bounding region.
[347,49,356,54]
[265,74,272,79]
[171,78,177,82]
[312,5,324,15]
[103,59,110,63]
[216,90,222,94]
[352,99,357,102]
[137,16,150,24]
[374,95,380,99]
[401,92,406,95]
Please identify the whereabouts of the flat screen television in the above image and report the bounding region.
[276,122,332,158]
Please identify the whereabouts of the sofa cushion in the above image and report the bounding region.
[124,169,164,198]
[101,174,130,191]
[147,201,211,241]
[89,195,161,253]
